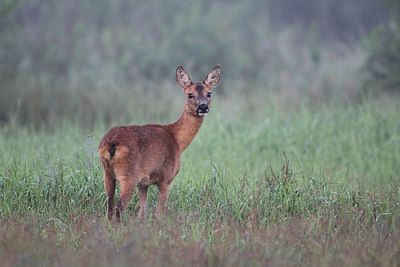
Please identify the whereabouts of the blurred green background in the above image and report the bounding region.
[0,0,398,128]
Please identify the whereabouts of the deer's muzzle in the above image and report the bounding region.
[196,104,209,116]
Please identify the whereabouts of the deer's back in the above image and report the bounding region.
[98,124,181,184]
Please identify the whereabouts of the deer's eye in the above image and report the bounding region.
[207,92,212,98]
[188,93,194,99]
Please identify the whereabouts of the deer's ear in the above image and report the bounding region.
[204,66,221,88]
[176,66,192,89]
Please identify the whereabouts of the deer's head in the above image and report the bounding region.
[176,66,221,117]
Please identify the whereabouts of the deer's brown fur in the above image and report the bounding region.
[98,66,220,222]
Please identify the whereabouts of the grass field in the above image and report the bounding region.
[0,96,399,266]
[1,1,399,265]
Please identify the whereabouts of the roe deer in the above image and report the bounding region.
[98,66,221,222]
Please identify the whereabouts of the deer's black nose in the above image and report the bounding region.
[196,104,209,115]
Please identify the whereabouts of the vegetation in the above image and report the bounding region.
[1,0,399,266]
[0,0,388,127]
[362,0,400,92]
[1,98,400,266]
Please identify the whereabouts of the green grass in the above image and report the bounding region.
[0,97,399,266]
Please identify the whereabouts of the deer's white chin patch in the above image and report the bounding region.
[198,112,208,116]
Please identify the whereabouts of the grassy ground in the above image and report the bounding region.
[0,96,399,266]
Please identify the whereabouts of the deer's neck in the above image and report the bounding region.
[168,108,205,152]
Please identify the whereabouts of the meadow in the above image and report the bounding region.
[0,94,399,266]
[1,1,399,265]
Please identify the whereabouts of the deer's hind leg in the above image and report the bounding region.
[101,159,116,221]
[115,179,137,223]
[111,146,138,222]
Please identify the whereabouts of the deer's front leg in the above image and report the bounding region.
[156,182,172,219]
[138,185,149,221]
